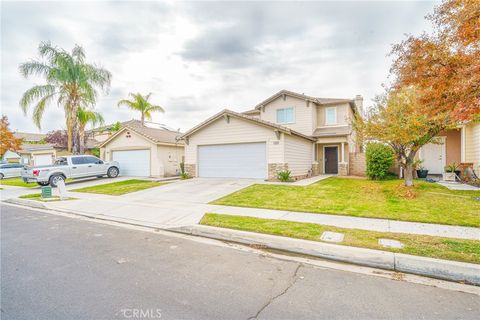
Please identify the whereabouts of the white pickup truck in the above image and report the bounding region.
[21,155,120,187]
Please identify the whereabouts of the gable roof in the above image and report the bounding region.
[98,120,183,148]
[254,89,357,113]
[180,109,316,142]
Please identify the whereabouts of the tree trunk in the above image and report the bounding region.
[404,163,414,187]
[141,112,145,125]
[79,125,85,155]
[67,125,73,153]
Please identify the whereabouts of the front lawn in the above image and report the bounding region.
[19,193,76,202]
[72,179,167,195]
[0,178,38,188]
[201,213,480,264]
[212,177,480,227]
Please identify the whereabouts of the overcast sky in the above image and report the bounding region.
[1,0,437,133]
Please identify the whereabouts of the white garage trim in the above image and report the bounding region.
[198,142,267,179]
[112,149,151,177]
[33,154,53,166]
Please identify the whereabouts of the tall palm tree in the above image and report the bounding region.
[117,93,164,125]
[19,41,111,152]
[77,107,105,154]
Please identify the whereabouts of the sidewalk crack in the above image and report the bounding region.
[248,263,302,320]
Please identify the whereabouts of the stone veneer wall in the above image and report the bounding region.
[349,152,366,176]
[312,163,321,176]
[184,164,196,177]
[339,163,349,176]
[268,163,288,181]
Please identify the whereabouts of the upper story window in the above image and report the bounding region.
[325,107,337,125]
[276,107,295,124]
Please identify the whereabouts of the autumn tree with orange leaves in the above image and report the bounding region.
[0,116,23,158]
[355,0,480,187]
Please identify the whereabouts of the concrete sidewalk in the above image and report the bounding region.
[6,191,479,240]
[209,205,480,240]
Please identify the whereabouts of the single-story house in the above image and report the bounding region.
[2,150,21,163]
[99,120,184,177]
[17,143,57,166]
[13,131,57,165]
[180,90,364,180]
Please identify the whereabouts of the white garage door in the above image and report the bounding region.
[34,154,52,166]
[112,150,150,177]
[198,142,266,179]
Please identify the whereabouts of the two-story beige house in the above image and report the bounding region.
[181,90,363,180]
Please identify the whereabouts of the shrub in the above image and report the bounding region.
[180,172,189,180]
[277,170,292,182]
[365,143,394,180]
[180,162,185,174]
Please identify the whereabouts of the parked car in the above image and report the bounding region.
[21,155,120,187]
[0,163,25,179]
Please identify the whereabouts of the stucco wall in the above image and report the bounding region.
[465,122,480,170]
[184,116,285,165]
[284,135,314,177]
[443,129,461,165]
[259,95,315,136]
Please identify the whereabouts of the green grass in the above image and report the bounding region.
[19,193,76,202]
[72,179,167,195]
[200,213,480,264]
[0,178,38,188]
[212,177,480,227]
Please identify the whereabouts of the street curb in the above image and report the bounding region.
[169,225,480,286]
[4,198,48,209]
[5,199,479,286]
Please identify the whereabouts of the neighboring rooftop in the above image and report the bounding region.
[18,143,55,152]
[13,132,46,142]
[100,119,183,146]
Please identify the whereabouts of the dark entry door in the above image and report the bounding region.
[324,147,338,174]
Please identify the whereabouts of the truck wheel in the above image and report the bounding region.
[107,167,119,178]
[0,173,4,180]
[37,181,49,186]
[49,174,65,188]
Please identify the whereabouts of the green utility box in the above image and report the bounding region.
[41,186,52,199]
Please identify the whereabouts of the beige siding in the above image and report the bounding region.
[316,103,351,127]
[284,135,314,176]
[184,116,285,165]
[259,95,315,136]
[465,122,480,170]
[101,130,184,177]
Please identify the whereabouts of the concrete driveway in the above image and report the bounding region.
[28,177,259,228]
[128,177,260,204]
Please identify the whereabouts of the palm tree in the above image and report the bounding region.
[19,41,111,152]
[117,93,164,125]
[77,108,105,154]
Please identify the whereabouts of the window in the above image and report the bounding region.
[55,157,68,166]
[276,107,294,124]
[325,107,337,125]
[71,157,84,165]
[84,156,101,164]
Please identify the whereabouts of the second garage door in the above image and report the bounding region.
[112,150,150,177]
[33,154,53,166]
[198,142,266,179]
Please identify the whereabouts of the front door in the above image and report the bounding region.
[420,138,445,174]
[324,147,338,174]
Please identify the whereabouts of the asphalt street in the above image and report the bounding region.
[1,204,479,320]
